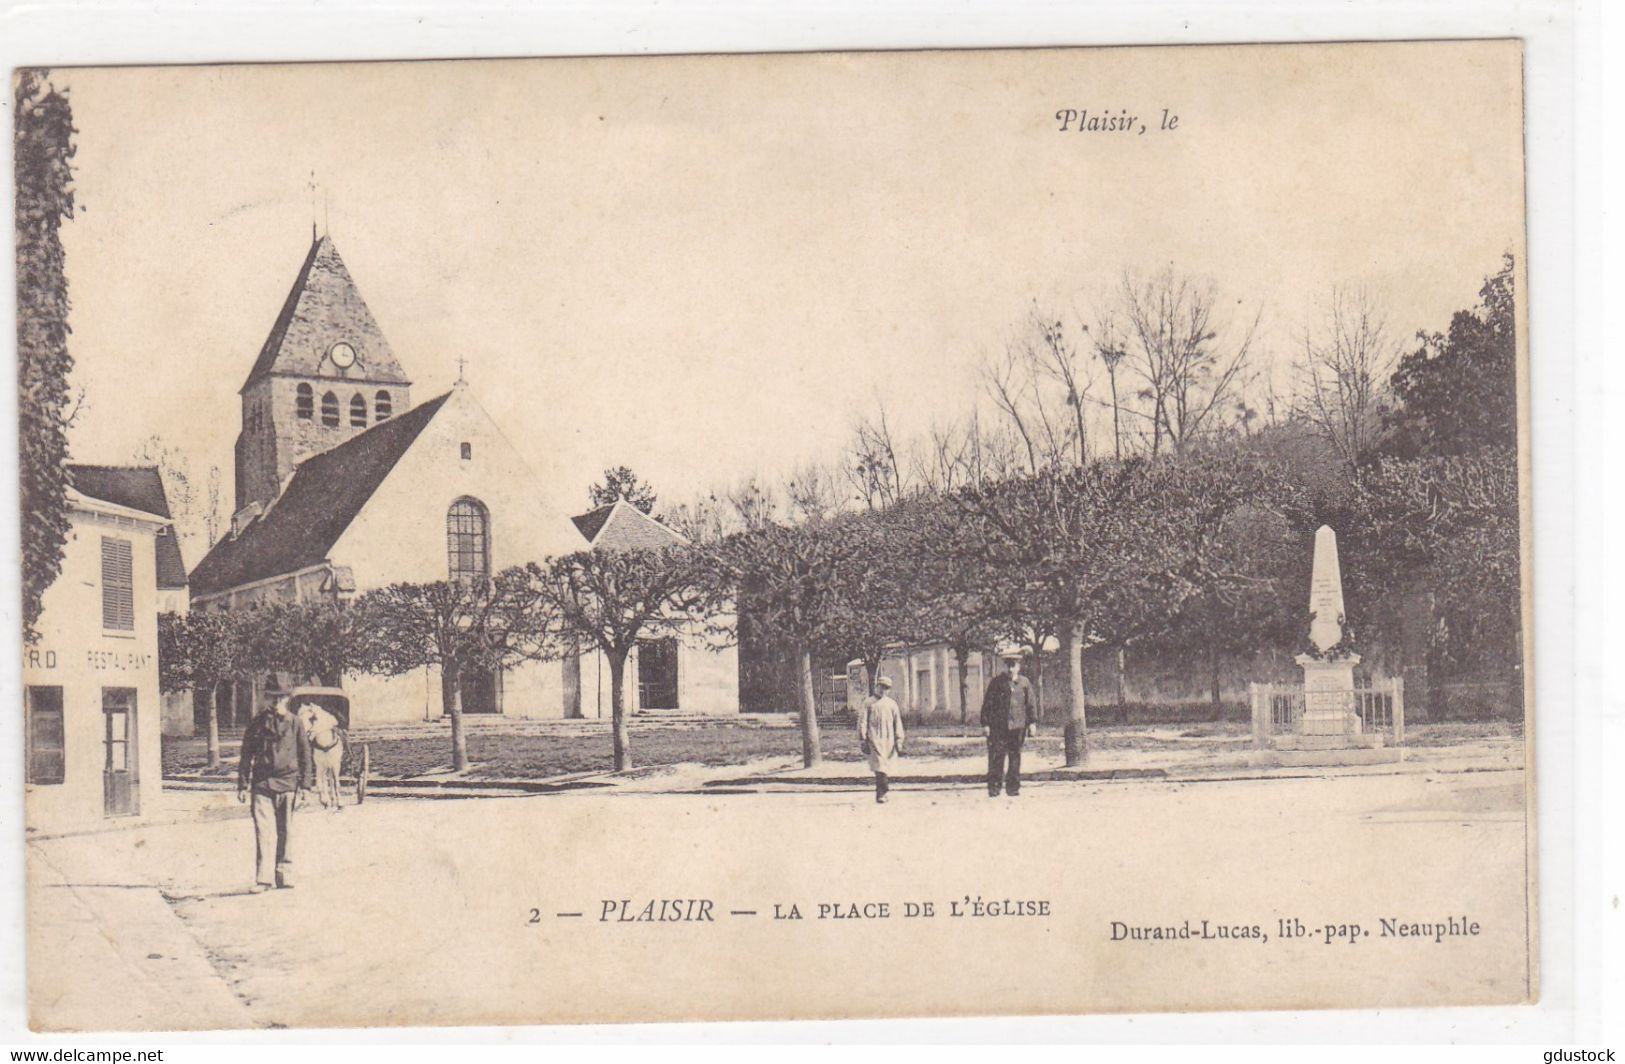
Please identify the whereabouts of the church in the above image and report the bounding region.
[188,231,740,728]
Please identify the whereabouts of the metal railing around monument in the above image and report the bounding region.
[1249,678,1406,748]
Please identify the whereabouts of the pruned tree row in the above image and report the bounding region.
[160,259,1521,773]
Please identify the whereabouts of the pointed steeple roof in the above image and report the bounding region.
[240,234,410,394]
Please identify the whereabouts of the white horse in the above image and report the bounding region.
[296,702,347,811]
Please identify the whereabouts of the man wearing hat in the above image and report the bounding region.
[237,681,314,891]
[857,675,905,803]
[980,650,1038,797]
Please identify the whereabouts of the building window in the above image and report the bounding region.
[321,391,339,427]
[296,384,313,420]
[375,390,393,421]
[447,497,490,585]
[26,686,64,785]
[350,393,368,427]
[460,442,472,460]
[101,536,134,631]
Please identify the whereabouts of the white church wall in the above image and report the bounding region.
[678,605,740,715]
[571,622,740,718]
[340,658,564,724]
[329,386,581,587]
[499,658,566,719]
[343,667,434,724]
[328,386,580,721]
[681,641,740,715]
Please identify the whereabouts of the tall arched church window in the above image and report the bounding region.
[350,393,368,427]
[321,392,339,427]
[296,383,314,420]
[447,498,491,585]
[375,390,393,421]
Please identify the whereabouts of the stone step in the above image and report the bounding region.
[1274,732,1385,751]
[1250,747,1405,768]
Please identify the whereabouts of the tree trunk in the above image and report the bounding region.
[442,667,469,772]
[797,647,822,768]
[1061,622,1088,766]
[1209,640,1222,707]
[1115,645,1127,708]
[954,644,971,726]
[1109,371,1122,461]
[1028,640,1045,722]
[609,651,633,772]
[863,653,883,697]
[204,682,221,769]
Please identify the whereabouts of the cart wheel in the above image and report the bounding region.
[358,743,371,805]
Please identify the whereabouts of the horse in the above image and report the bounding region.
[296,701,347,811]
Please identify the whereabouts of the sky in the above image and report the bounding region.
[51,42,1524,541]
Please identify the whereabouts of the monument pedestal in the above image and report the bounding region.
[1295,653,1362,738]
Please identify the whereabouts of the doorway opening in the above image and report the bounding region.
[637,638,680,710]
[459,669,502,714]
[102,687,139,817]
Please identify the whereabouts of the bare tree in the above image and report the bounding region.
[130,435,226,566]
[724,475,781,532]
[910,416,977,494]
[845,402,909,509]
[1029,310,1092,467]
[967,413,1028,484]
[204,465,223,547]
[1091,310,1130,461]
[982,340,1042,473]
[663,494,729,545]
[1294,286,1400,472]
[1116,268,1260,456]
[981,308,1093,472]
[664,473,784,544]
[785,459,846,525]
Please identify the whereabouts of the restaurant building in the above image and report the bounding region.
[24,466,175,833]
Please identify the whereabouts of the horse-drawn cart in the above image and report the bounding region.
[288,686,371,806]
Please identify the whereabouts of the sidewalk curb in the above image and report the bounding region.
[703,761,1524,791]
[704,768,1167,787]
[164,773,617,795]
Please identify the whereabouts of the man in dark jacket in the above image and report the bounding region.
[980,650,1038,797]
[237,686,314,891]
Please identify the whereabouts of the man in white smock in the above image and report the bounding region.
[858,675,905,803]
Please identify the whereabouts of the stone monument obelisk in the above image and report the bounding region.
[1295,525,1362,739]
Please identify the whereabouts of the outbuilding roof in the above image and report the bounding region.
[570,499,686,552]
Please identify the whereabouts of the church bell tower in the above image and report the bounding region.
[234,232,412,517]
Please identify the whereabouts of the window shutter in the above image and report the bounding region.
[101,537,135,631]
[26,686,65,785]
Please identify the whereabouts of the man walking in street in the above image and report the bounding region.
[237,684,314,891]
[981,649,1037,797]
[858,675,905,804]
